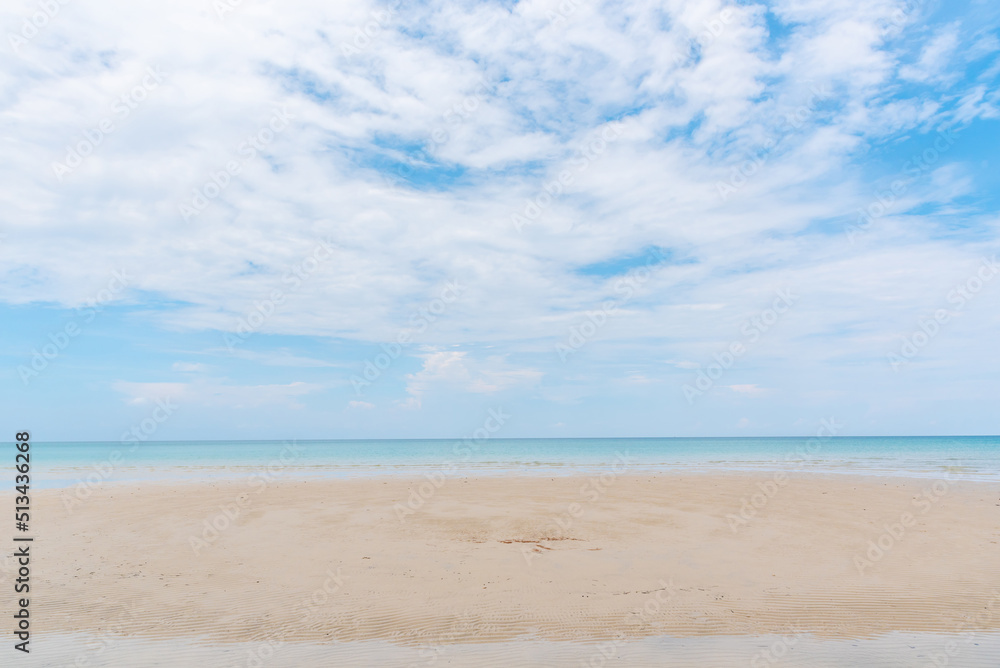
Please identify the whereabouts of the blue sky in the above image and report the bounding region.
[1,0,999,440]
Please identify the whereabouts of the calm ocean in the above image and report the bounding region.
[21,435,1000,489]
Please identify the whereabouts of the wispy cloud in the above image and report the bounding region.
[728,384,767,397]
[402,351,542,408]
[113,380,323,409]
[172,362,207,372]
[2,0,999,437]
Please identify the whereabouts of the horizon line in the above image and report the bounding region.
[30,434,1000,444]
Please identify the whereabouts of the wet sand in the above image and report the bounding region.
[6,473,1000,648]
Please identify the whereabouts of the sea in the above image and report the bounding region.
[21,434,1000,490]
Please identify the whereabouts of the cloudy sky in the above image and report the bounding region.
[1,0,998,441]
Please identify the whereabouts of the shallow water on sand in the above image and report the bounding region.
[21,631,1000,667]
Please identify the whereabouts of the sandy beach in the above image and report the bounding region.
[6,472,998,651]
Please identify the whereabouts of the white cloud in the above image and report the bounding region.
[0,0,997,436]
[113,382,188,406]
[403,351,542,406]
[728,384,767,396]
[113,380,322,409]
[225,349,343,368]
[899,23,960,84]
[0,0,988,353]
[171,362,206,372]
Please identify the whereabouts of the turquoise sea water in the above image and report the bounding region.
[23,435,1000,489]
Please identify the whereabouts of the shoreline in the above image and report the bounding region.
[22,462,1000,493]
